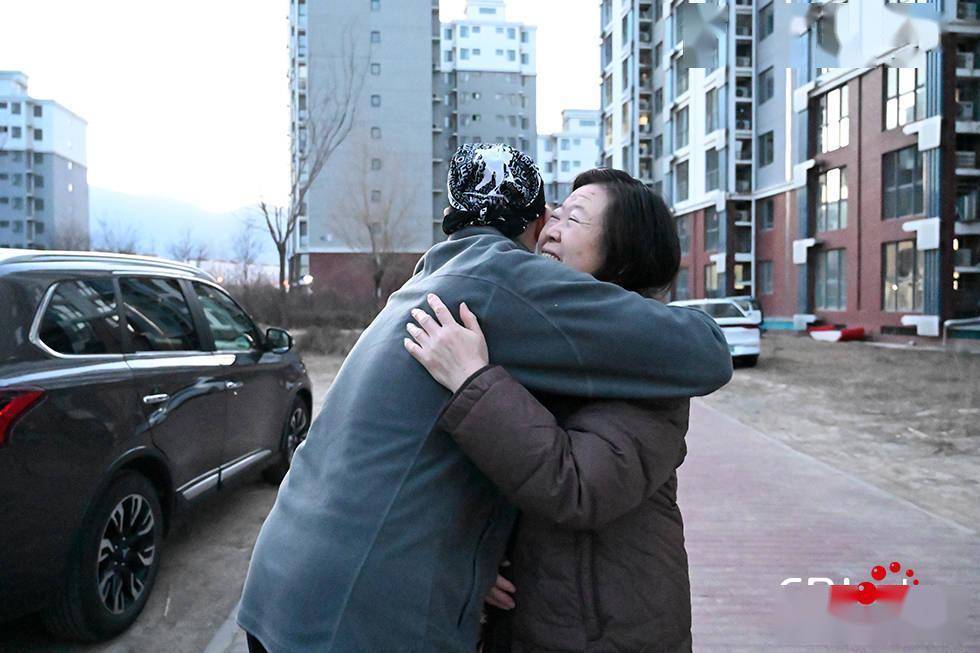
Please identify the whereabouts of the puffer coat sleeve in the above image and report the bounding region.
[438,365,689,530]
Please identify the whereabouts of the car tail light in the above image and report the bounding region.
[0,389,45,448]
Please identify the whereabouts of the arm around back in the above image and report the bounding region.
[482,254,733,401]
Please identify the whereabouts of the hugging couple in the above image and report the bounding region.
[237,143,733,652]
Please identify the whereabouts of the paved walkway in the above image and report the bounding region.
[683,401,979,651]
[205,400,980,652]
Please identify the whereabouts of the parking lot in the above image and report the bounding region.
[1,338,977,651]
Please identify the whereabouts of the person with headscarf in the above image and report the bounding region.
[236,144,732,653]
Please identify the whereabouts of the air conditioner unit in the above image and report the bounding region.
[957,150,977,167]
[955,249,973,267]
[735,86,750,98]
[959,101,975,120]
[959,52,975,69]
[736,56,752,68]
[736,119,752,130]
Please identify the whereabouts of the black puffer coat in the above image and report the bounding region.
[439,366,693,653]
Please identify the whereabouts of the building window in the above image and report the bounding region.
[676,215,690,254]
[818,85,849,153]
[760,198,775,230]
[371,0,380,11]
[473,48,482,56]
[370,31,381,43]
[814,249,846,310]
[705,263,719,298]
[33,105,43,118]
[705,149,720,191]
[445,28,452,39]
[759,3,774,40]
[33,129,43,141]
[371,190,381,202]
[704,207,719,251]
[508,27,516,39]
[675,106,689,149]
[12,126,21,139]
[34,198,44,212]
[654,89,664,114]
[758,131,774,167]
[371,63,381,75]
[371,94,381,107]
[371,127,382,139]
[655,43,663,67]
[34,174,44,189]
[460,48,469,60]
[674,268,690,301]
[460,25,469,37]
[884,67,925,130]
[508,50,516,61]
[676,161,690,201]
[758,67,774,104]
[561,161,570,172]
[33,152,43,164]
[883,146,924,219]
[654,134,663,158]
[521,53,529,65]
[11,102,21,115]
[705,88,719,132]
[622,57,631,91]
[371,158,382,171]
[759,260,774,294]
[882,240,925,312]
[816,167,848,232]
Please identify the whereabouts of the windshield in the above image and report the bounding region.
[693,302,745,319]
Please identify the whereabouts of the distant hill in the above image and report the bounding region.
[88,187,278,264]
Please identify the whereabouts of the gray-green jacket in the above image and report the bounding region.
[237,227,731,652]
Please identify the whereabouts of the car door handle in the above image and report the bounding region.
[225,380,244,391]
[142,393,170,405]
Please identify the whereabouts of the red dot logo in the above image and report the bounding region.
[857,582,878,605]
[871,565,887,581]
[889,561,901,573]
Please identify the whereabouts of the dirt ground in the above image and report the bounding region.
[701,332,980,533]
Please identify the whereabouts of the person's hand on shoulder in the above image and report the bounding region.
[404,293,489,392]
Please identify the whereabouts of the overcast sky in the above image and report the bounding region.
[0,0,598,212]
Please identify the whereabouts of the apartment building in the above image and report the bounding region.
[537,109,601,204]
[604,0,980,339]
[435,0,537,238]
[287,0,437,301]
[0,71,88,250]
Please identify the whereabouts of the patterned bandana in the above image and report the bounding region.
[444,143,545,237]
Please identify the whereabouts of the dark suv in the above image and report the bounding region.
[0,250,312,641]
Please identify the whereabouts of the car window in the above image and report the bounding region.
[696,303,745,319]
[119,277,202,352]
[192,282,260,351]
[38,279,123,355]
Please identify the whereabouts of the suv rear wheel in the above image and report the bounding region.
[42,472,163,641]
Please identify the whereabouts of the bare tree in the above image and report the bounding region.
[259,27,369,321]
[93,217,142,254]
[232,216,263,289]
[168,227,209,265]
[333,144,418,307]
[51,222,90,250]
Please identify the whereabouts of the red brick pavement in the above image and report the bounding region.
[681,401,979,652]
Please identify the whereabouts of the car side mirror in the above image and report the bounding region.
[264,327,293,353]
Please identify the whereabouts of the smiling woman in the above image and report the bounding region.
[539,168,680,295]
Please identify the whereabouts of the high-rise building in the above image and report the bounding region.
[287,0,437,300]
[434,0,538,237]
[0,71,89,250]
[537,109,601,204]
[604,0,980,339]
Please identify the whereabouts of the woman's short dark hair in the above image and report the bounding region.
[572,168,680,294]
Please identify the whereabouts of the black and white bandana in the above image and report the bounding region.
[444,143,545,236]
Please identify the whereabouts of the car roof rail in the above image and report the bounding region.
[0,248,215,281]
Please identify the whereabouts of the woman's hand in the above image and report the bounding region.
[404,293,489,393]
[484,573,516,610]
